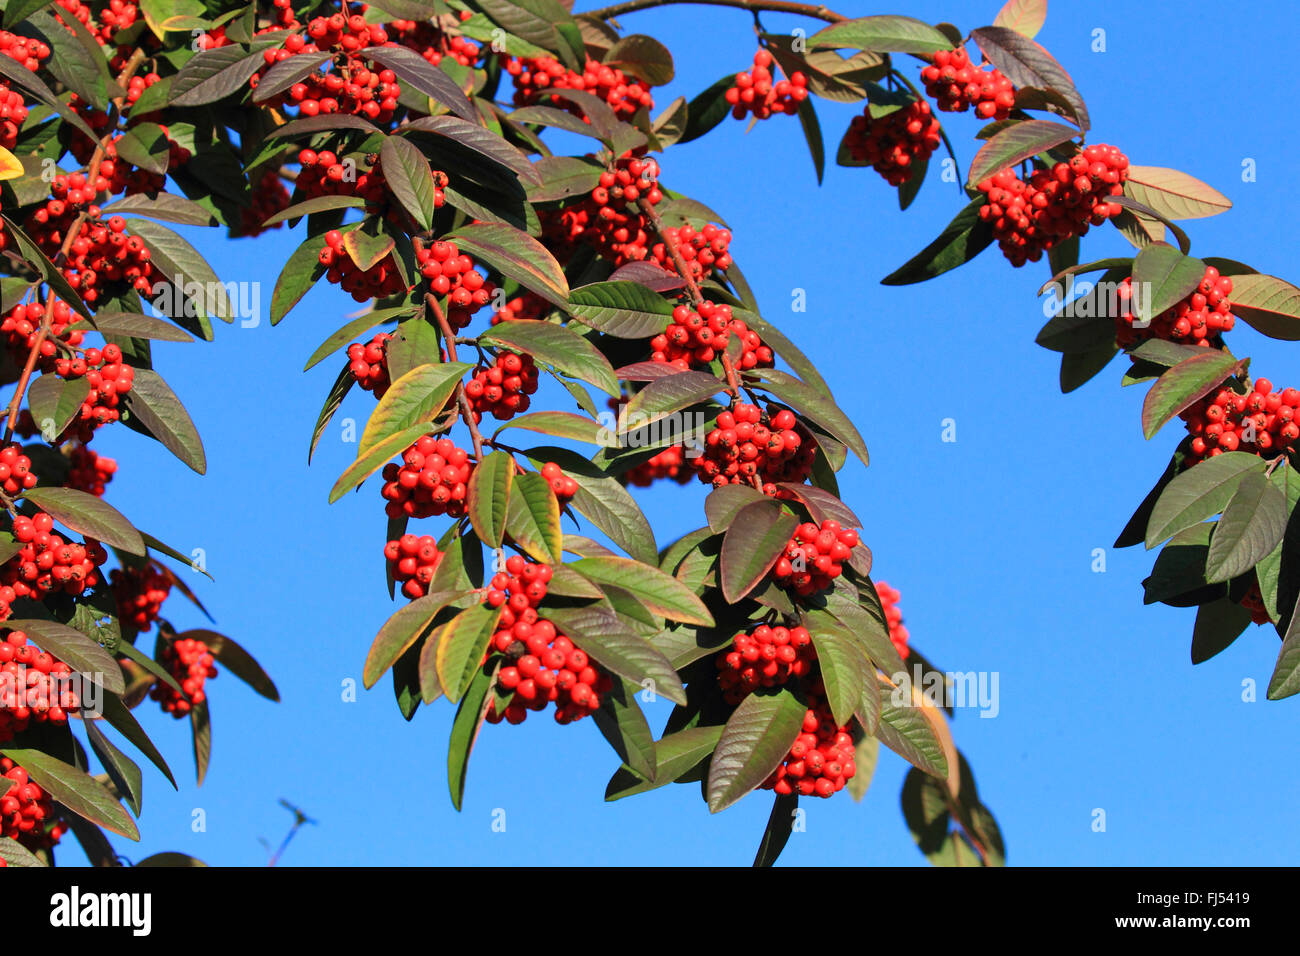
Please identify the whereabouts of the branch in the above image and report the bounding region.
[585,0,846,24]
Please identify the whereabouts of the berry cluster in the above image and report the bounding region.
[346,332,392,398]
[874,580,911,660]
[1114,265,1235,349]
[1182,378,1300,467]
[150,636,216,718]
[695,404,813,493]
[920,46,1015,120]
[417,239,494,330]
[52,343,136,442]
[716,624,815,705]
[977,144,1129,266]
[0,757,64,851]
[725,49,808,120]
[380,435,473,522]
[384,532,446,600]
[771,520,860,596]
[650,222,733,284]
[843,100,942,186]
[65,445,117,497]
[490,291,549,325]
[763,694,857,798]
[27,203,157,306]
[540,154,662,266]
[0,29,47,150]
[485,557,612,724]
[0,445,36,496]
[295,149,392,213]
[539,461,578,503]
[507,55,654,121]
[624,444,695,487]
[0,29,51,72]
[110,564,172,631]
[319,228,405,302]
[236,169,292,238]
[0,631,80,744]
[1,299,82,372]
[0,512,108,618]
[391,16,480,67]
[254,18,402,123]
[1239,577,1270,626]
[650,300,772,371]
[466,352,539,421]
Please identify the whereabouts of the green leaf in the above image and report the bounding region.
[566,280,674,338]
[271,231,329,325]
[480,321,619,397]
[190,699,210,785]
[329,421,433,504]
[447,660,497,810]
[186,630,279,702]
[450,222,569,308]
[1267,596,1300,699]
[880,197,994,285]
[0,836,46,866]
[98,693,176,789]
[22,487,145,556]
[493,411,611,446]
[752,791,798,867]
[810,629,870,728]
[120,368,206,474]
[1145,451,1267,549]
[358,362,469,457]
[435,603,504,703]
[706,687,806,813]
[1131,244,1205,325]
[1228,274,1300,341]
[1203,472,1287,584]
[526,155,606,202]
[719,500,798,604]
[134,852,207,867]
[523,447,658,564]
[605,33,674,85]
[1190,598,1253,664]
[622,369,722,429]
[571,556,713,626]
[810,15,954,54]
[303,306,413,372]
[116,640,182,695]
[69,311,195,343]
[1141,351,1240,440]
[967,119,1078,186]
[1060,342,1118,393]
[1124,166,1231,221]
[380,134,439,232]
[876,677,948,778]
[364,589,469,688]
[970,26,1090,133]
[4,0,54,29]
[115,123,171,175]
[543,604,685,704]
[847,731,879,801]
[0,747,138,840]
[705,484,768,533]
[679,73,735,144]
[744,368,869,467]
[468,450,514,548]
[26,374,89,442]
[83,718,142,817]
[6,619,123,694]
[591,677,656,782]
[403,115,542,186]
[504,471,562,563]
[796,97,825,185]
[170,46,267,107]
[605,724,722,800]
[992,0,1047,38]
[308,362,354,465]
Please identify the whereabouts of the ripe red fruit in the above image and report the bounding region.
[150,637,217,718]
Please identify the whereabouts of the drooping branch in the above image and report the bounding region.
[585,0,846,24]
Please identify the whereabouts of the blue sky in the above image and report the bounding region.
[53,0,1300,866]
